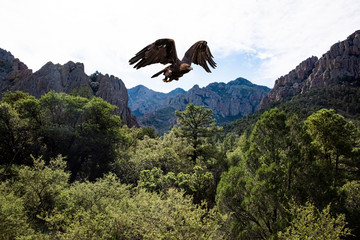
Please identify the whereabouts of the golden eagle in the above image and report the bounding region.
[129,39,216,82]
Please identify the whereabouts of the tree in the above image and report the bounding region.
[216,108,320,239]
[217,108,360,239]
[0,157,227,239]
[37,92,126,181]
[217,108,294,239]
[278,202,351,240]
[340,180,360,238]
[245,108,290,171]
[0,155,70,238]
[138,165,215,205]
[174,103,221,162]
[0,180,31,239]
[1,91,127,181]
[16,155,70,231]
[0,91,41,168]
[305,109,359,187]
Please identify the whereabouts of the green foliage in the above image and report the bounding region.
[70,83,93,98]
[0,92,40,166]
[138,165,215,204]
[341,180,360,213]
[305,109,359,185]
[0,91,125,181]
[0,156,226,239]
[63,184,226,239]
[223,108,265,136]
[1,89,360,239]
[174,103,222,162]
[0,155,69,239]
[224,83,360,137]
[278,202,351,240]
[340,180,360,237]
[141,106,177,134]
[216,108,360,239]
[115,131,193,184]
[0,181,32,239]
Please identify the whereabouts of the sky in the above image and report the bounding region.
[1,0,359,93]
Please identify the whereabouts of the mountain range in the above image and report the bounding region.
[129,78,270,133]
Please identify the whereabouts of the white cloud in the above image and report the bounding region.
[1,0,359,91]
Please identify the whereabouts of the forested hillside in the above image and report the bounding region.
[1,90,359,239]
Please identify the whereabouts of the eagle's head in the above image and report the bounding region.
[180,63,193,73]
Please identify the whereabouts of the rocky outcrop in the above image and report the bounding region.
[5,61,89,97]
[303,30,360,90]
[261,30,360,108]
[260,56,318,107]
[0,49,16,80]
[93,72,138,127]
[0,49,33,87]
[0,48,138,127]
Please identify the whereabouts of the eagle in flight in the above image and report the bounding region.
[129,39,216,82]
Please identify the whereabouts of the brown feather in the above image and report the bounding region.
[182,41,216,72]
[129,38,178,69]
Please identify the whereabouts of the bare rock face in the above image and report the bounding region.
[92,72,138,127]
[0,48,138,127]
[260,56,318,108]
[0,49,32,88]
[261,30,360,108]
[303,30,360,90]
[0,48,15,81]
[8,61,90,97]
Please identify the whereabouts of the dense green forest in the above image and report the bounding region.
[1,91,359,239]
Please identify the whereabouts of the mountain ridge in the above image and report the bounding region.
[131,77,270,133]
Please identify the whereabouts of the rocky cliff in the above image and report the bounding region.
[261,30,360,107]
[260,56,318,106]
[0,48,138,127]
[304,30,360,90]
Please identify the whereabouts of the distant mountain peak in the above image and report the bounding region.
[167,87,186,96]
[128,85,186,118]
[228,77,254,86]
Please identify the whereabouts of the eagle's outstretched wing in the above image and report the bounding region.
[182,41,216,72]
[129,38,178,69]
